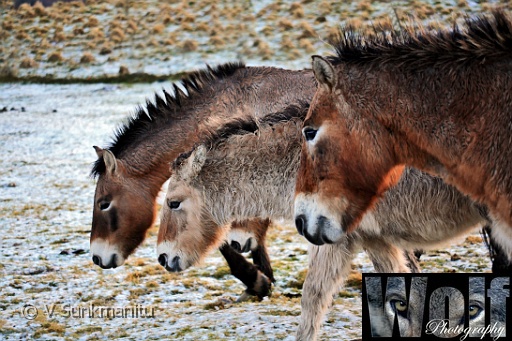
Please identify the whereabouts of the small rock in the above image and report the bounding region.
[22,266,52,275]
[60,248,86,255]
[119,65,130,75]
[0,107,7,112]
[52,109,57,113]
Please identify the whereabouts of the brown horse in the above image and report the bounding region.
[90,62,316,298]
[294,11,512,256]
[156,101,510,339]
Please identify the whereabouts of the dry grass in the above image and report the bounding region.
[87,27,104,40]
[47,51,64,63]
[19,57,38,68]
[79,52,95,64]
[109,27,125,43]
[86,16,100,27]
[152,23,165,34]
[180,39,198,52]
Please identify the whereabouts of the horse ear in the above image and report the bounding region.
[175,145,207,181]
[93,146,104,158]
[312,55,337,91]
[102,149,117,175]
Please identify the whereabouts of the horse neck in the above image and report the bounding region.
[343,61,512,223]
[199,124,303,225]
[120,67,315,194]
[341,63,490,170]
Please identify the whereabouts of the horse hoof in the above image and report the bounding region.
[236,291,254,303]
[246,271,272,300]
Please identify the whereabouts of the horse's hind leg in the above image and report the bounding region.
[482,221,512,273]
[297,238,358,341]
[482,224,512,275]
[402,250,421,273]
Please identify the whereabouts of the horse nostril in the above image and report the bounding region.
[158,253,168,267]
[170,256,182,272]
[295,215,306,236]
[109,254,118,269]
[231,241,242,253]
[242,239,253,253]
[92,255,101,266]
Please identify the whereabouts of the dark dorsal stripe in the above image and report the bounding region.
[330,10,512,68]
[90,62,246,178]
[172,101,310,171]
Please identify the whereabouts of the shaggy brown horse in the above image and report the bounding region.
[294,11,512,256]
[90,62,316,299]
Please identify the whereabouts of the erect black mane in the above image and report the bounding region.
[91,62,245,178]
[172,101,310,171]
[330,9,512,68]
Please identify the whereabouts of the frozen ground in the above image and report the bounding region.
[0,83,493,340]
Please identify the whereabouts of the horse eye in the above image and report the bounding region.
[390,299,408,314]
[99,201,110,211]
[303,127,318,141]
[469,305,482,319]
[167,200,181,210]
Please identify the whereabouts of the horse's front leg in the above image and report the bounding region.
[297,238,358,341]
[218,242,272,301]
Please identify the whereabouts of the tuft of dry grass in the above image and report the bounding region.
[457,0,469,8]
[2,19,13,30]
[33,1,47,16]
[0,63,19,78]
[465,235,483,245]
[47,51,64,63]
[126,20,138,34]
[345,271,362,288]
[180,39,198,52]
[17,4,35,18]
[99,42,113,55]
[278,18,294,31]
[180,22,194,32]
[152,23,165,34]
[86,16,100,28]
[209,36,224,48]
[182,11,196,23]
[280,34,295,50]
[79,52,95,64]
[109,27,125,43]
[15,30,29,41]
[88,27,104,40]
[356,0,373,12]
[298,21,316,39]
[298,38,315,53]
[20,57,38,69]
